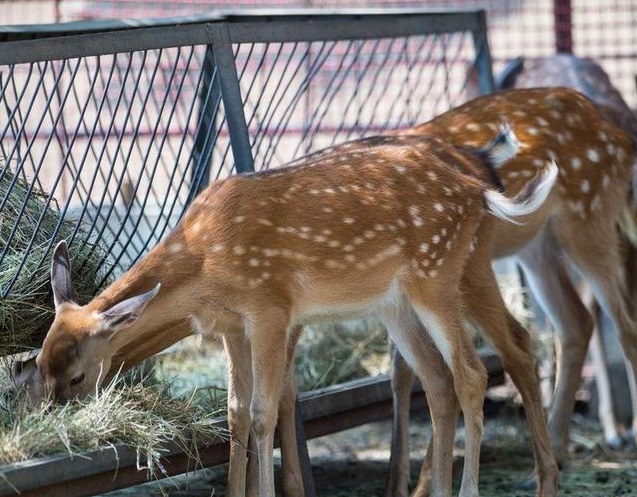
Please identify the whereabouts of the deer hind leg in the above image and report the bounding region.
[461,252,559,497]
[554,218,637,442]
[515,229,595,466]
[398,282,487,497]
[580,285,623,449]
[223,333,254,497]
[381,310,458,497]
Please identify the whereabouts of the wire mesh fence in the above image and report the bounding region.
[0,10,493,353]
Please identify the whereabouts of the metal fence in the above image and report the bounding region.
[0,10,494,345]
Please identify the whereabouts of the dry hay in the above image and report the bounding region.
[0,359,226,474]
[0,164,109,355]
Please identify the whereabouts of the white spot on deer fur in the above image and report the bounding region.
[344,254,357,263]
[521,170,534,178]
[416,269,426,278]
[581,180,591,193]
[420,242,429,253]
[249,258,260,267]
[323,207,333,213]
[432,235,440,244]
[466,123,480,131]
[258,218,273,226]
[354,237,364,245]
[587,148,600,163]
[598,131,608,142]
[413,218,423,227]
[364,231,376,239]
[338,186,349,193]
[427,171,437,181]
[211,244,223,252]
[428,270,438,278]
[536,117,549,126]
[395,165,406,174]
[233,246,246,255]
[314,235,327,243]
[591,195,602,211]
[603,175,610,189]
[343,245,354,252]
[571,157,582,169]
[606,143,616,154]
[436,258,444,266]
[434,203,444,212]
[328,240,340,248]
[532,158,543,167]
[343,217,355,224]
[374,224,385,231]
[168,243,183,254]
[527,127,539,136]
[569,200,584,215]
[324,188,335,194]
[508,171,519,179]
[263,249,280,257]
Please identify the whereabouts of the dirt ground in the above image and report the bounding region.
[103,399,637,497]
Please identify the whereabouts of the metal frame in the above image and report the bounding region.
[0,9,495,495]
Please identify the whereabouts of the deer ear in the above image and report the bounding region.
[51,241,75,310]
[99,284,161,333]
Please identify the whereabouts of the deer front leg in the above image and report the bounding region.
[248,312,292,497]
[246,324,305,497]
[224,334,254,497]
[385,346,415,497]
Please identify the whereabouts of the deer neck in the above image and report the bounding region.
[89,234,205,355]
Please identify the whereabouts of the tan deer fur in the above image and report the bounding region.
[386,86,636,496]
[497,54,637,452]
[28,132,559,497]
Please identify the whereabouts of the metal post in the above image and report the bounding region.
[554,0,573,53]
[470,10,495,95]
[208,23,255,173]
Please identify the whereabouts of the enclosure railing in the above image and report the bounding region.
[0,9,494,351]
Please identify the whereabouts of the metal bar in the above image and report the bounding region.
[0,11,485,66]
[0,351,503,497]
[207,23,254,174]
[553,0,573,54]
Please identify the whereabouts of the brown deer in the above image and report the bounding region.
[17,130,558,497]
[386,86,636,497]
[495,54,637,451]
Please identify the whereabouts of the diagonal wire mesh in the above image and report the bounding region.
[235,31,480,170]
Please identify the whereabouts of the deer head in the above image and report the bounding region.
[36,241,160,402]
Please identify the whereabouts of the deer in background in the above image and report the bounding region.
[385,86,637,497]
[13,129,559,497]
[495,54,637,451]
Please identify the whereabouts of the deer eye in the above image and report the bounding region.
[70,373,85,386]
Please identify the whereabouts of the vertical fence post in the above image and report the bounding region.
[207,23,255,174]
[554,0,573,53]
[470,10,495,95]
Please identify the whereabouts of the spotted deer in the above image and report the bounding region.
[385,86,636,497]
[20,130,558,497]
[496,54,637,451]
